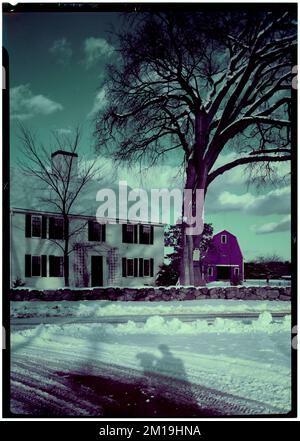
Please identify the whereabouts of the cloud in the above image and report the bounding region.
[253,215,291,234]
[88,88,107,117]
[83,37,114,68]
[49,38,72,65]
[207,186,290,216]
[10,84,63,120]
[217,191,255,211]
[245,187,290,215]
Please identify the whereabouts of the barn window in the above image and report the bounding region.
[234,267,239,276]
[221,234,227,244]
[208,266,213,276]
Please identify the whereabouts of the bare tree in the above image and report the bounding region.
[18,125,100,286]
[95,10,295,285]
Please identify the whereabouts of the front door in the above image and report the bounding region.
[91,256,103,286]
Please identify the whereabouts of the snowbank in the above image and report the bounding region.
[11,299,291,319]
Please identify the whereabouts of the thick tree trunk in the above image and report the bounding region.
[180,111,208,286]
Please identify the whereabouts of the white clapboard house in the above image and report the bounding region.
[10,152,164,289]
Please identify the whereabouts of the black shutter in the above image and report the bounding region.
[122,224,127,243]
[101,224,106,242]
[139,258,143,277]
[150,226,154,244]
[122,258,127,277]
[49,218,55,239]
[49,255,54,276]
[41,216,47,238]
[150,258,154,277]
[41,255,47,277]
[25,254,31,277]
[25,214,31,237]
[134,258,138,277]
[134,224,138,243]
[88,220,93,241]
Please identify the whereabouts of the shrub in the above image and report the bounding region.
[12,277,26,288]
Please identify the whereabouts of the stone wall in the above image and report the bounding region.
[10,286,291,301]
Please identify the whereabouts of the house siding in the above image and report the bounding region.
[10,209,164,288]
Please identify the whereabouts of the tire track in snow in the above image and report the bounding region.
[11,346,287,417]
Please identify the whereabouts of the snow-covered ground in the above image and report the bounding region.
[207,279,291,288]
[11,299,291,417]
[11,299,291,319]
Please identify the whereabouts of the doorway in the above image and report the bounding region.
[216,265,231,280]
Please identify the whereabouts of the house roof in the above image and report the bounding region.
[10,167,167,226]
[10,207,165,227]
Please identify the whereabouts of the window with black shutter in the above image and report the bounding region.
[122,224,133,243]
[139,225,154,244]
[122,258,153,278]
[88,221,104,241]
[49,256,64,277]
[31,215,42,237]
[49,217,64,239]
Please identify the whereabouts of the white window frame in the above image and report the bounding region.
[221,234,227,244]
[31,215,42,238]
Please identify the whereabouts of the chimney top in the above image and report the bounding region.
[51,150,78,158]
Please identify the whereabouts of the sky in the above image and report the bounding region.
[3,10,292,262]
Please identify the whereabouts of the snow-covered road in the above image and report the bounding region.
[10,300,292,417]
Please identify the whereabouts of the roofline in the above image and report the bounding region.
[213,229,237,238]
[10,207,165,226]
[51,150,78,158]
